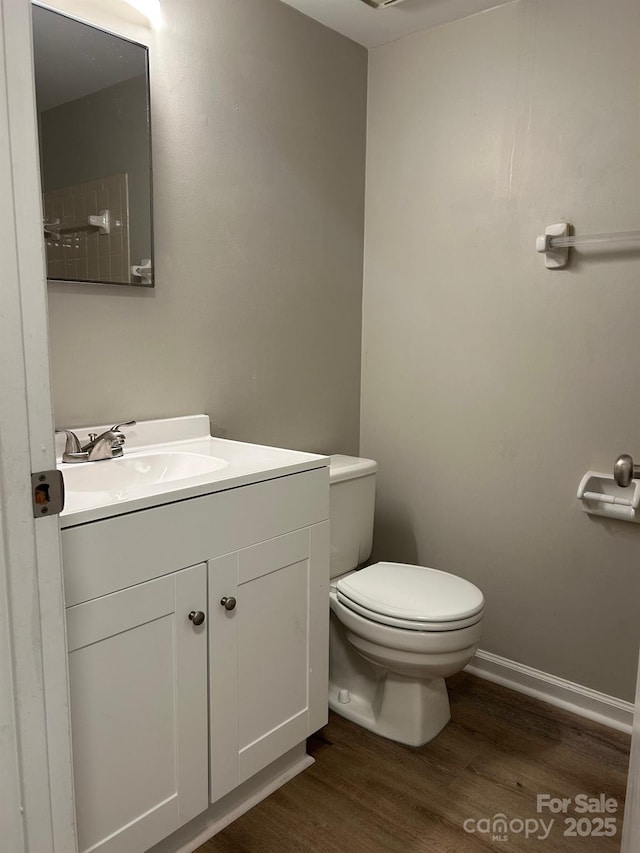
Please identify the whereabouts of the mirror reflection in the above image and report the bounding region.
[32,5,153,287]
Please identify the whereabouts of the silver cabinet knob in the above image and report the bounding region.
[220,596,237,611]
[188,610,206,626]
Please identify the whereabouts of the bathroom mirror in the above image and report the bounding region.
[32,5,153,287]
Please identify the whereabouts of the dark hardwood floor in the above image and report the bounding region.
[201,673,630,852]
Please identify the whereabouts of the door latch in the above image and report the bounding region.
[31,469,65,518]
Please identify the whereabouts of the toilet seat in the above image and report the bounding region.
[336,562,484,632]
[335,592,484,631]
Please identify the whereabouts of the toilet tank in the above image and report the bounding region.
[329,455,377,579]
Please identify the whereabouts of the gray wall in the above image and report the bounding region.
[47,0,367,454]
[40,75,151,269]
[362,0,640,700]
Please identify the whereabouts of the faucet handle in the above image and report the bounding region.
[107,421,136,454]
[56,429,82,455]
[57,429,89,463]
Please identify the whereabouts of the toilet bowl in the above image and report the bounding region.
[328,456,484,747]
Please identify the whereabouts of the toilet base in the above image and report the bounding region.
[328,671,451,747]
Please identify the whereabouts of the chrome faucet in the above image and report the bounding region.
[57,421,136,463]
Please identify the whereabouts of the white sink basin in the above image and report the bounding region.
[61,451,229,495]
[56,415,328,527]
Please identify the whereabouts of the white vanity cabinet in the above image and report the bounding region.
[66,565,209,853]
[61,463,329,853]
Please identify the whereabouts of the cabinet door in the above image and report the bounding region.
[209,523,329,803]
[66,564,208,853]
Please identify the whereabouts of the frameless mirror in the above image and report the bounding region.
[32,5,154,287]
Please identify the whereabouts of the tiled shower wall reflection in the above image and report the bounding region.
[43,173,130,283]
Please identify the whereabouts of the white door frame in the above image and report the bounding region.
[0,0,76,850]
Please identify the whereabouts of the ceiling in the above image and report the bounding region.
[32,5,146,112]
[280,0,514,48]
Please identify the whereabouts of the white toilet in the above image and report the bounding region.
[328,455,485,747]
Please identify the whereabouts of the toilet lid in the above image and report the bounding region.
[336,562,484,625]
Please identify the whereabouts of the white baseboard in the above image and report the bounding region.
[465,649,634,734]
[148,744,313,853]
[177,755,315,852]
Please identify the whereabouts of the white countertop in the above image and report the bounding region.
[58,415,329,528]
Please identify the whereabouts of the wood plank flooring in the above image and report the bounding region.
[201,673,630,852]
